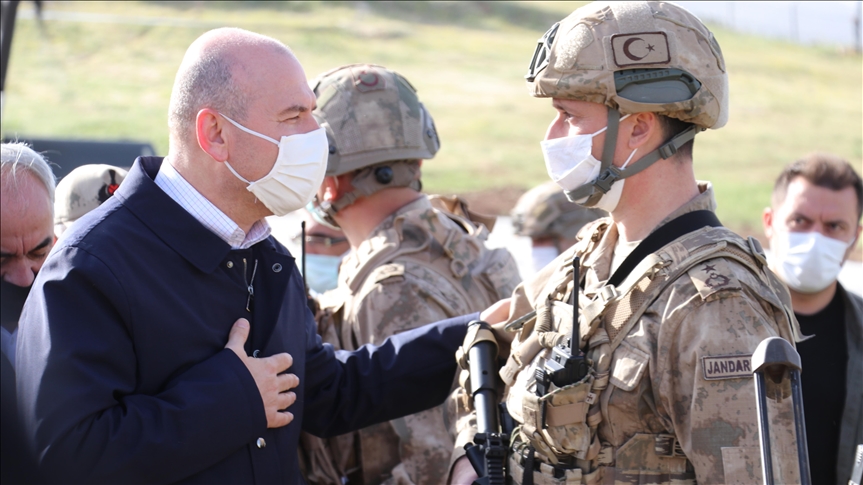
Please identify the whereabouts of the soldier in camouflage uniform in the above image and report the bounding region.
[512,180,606,274]
[451,2,805,484]
[302,64,522,485]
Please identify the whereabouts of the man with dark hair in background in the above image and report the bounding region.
[763,152,863,485]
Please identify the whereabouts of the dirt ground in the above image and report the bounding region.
[454,186,527,217]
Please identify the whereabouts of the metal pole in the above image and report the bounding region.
[752,337,810,485]
[754,371,774,485]
[790,370,811,485]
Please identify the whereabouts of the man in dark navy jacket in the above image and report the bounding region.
[15,28,504,484]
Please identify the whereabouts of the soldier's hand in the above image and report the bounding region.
[481,298,515,361]
[225,318,299,428]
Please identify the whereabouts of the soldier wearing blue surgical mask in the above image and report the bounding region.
[293,213,349,295]
[762,152,863,485]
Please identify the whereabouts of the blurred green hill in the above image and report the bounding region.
[2,1,861,235]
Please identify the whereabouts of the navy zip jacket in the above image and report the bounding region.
[16,157,475,484]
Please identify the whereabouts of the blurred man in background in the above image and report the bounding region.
[294,210,349,296]
[511,180,605,274]
[304,64,521,485]
[1,142,54,484]
[763,152,862,484]
[0,142,55,366]
[53,164,127,238]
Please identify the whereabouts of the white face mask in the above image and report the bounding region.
[221,114,328,217]
[541,115,635,213]
[303,253,344,294]
[531,246,559,274]
[771,231,852,294]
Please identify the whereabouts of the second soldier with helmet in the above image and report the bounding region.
[301,64,522,485]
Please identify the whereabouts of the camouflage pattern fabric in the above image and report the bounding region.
[526,1,728,130]
[456,183,803,484]
[306,195,521,485]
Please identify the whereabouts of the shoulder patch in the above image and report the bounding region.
[371,263,406,285]
[702,354,753,380]
[687,258,741,300]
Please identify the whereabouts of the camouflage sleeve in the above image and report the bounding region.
[351,266,461,485]
[653,262,799,485]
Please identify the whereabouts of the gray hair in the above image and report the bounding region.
[1,142,56,206]
[167,28,291,137]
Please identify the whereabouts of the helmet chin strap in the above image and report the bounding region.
[309,160,422,229]
[565,107,704,206]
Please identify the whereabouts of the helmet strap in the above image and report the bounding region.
[324,160,422,219]
[565,110,703,205]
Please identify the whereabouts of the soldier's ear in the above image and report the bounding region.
[321,176,339,202]
[762,207,775,240]
[625,112,657,150]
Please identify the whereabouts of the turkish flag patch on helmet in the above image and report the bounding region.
[611,32,670,67]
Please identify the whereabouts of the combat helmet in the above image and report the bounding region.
[525,1,728,206]
[511,180,606,241]
[307,64,440,226]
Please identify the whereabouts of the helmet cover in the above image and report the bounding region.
[311,64,440,176]
[525,1,728,129]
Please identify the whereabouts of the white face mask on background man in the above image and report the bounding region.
[221,114,328,217]
[541,114,636,213]
[771,230,853,294]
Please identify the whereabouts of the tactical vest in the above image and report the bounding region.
[302,199,521,485]
[498,218,798,485]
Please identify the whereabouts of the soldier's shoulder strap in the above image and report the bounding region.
[598,225,801,352]
[608,210,721,287]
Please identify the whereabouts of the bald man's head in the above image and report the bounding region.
[167,28,293,143]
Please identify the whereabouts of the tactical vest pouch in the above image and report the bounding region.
[535,375,596,458]
[602,433,695,485]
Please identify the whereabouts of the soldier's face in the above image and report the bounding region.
[546,99,608,162]
[763,176,861,262]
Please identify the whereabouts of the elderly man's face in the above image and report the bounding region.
[764,176,861,260]
[225,49,320,184]
[0,170,55,287]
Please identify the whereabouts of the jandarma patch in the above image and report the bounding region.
[702,354,752,380]
[611,32,671,67]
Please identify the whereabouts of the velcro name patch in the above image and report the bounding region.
[611,32,671,67]
[702,354,752,380]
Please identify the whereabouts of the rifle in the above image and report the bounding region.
[463,320,510,485]
[536,257,589,396]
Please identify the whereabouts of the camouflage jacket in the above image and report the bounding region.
[472,183,804,485]
[307,195,521,485]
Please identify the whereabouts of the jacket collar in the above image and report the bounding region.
[114,157,234,274]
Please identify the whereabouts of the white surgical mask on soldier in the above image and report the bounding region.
[541,115,633,212]
[772,230,851,294]
[220,114,328,217]
[531,246,559,274]
[303,253,344,294]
